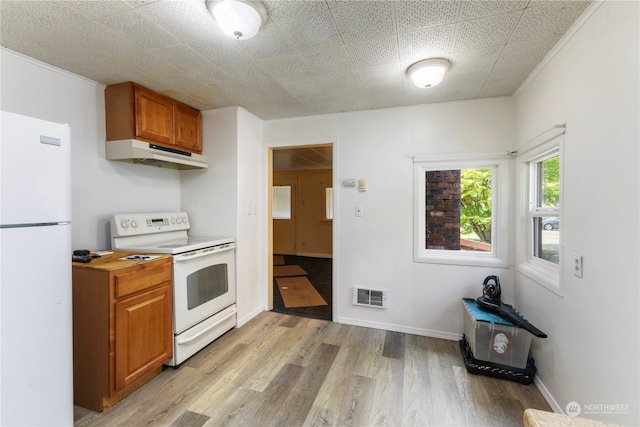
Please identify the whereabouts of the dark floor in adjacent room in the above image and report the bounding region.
[272,255,332,321]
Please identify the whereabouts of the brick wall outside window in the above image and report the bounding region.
[425,170,461,250]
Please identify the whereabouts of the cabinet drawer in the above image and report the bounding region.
[114,262,172,298]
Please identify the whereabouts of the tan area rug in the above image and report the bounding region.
[273,264,307,277]
[273,255,285,266]
[276,276,328,308]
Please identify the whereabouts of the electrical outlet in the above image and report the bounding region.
[573,255,583,278]
[355,205,363,217]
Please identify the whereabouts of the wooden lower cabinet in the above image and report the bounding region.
[72,253,173,412]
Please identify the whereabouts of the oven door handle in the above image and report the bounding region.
[174,245,235,262]
[176,307,237,345]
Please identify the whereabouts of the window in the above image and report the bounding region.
[517,133,563,292]
[325,187,333,220]
[272,186,291,219]
[531,154,560,264]
[414,155,509,267]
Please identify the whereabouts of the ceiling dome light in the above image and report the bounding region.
[407,58,451,88]
[208,0,267,40]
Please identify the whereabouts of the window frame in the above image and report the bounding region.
[517,135,564,295]
[413,154,510,268]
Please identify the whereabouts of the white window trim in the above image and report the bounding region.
[413,154,510,268]
[516,135,564,296]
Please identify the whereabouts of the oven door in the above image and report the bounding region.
[172,245,236,334]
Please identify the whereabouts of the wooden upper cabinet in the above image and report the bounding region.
[174,102,202,153]
[134,85,173,145]
[105,82,202,154]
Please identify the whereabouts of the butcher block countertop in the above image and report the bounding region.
[72,251,172,271]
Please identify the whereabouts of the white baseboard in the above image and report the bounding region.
[534,376,562,414]
[236,306,264,328]
[336,315,462,341]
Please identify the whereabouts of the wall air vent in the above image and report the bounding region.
[352,287,387,309]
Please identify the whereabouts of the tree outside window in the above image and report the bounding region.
[425,168,492,252]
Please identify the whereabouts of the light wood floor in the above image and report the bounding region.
[74,311,551,427]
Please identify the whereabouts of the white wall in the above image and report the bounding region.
[513,1,639,425]
[181,107,265,326]
[0,49,181,250]
[236,109,265,324]
[264,99,516,338]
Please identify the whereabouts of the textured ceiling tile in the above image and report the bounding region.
[331,1,396,43]
[177,91,233,110]
[451,11,523,52]
[369,96,406,109]
[356,62,403,86]
[236,22,294,59]
[302,45,353,74]
[395,0,461,32]
[346,35,399,68]
[73,64,142,86]
[188,37,255,66]
[96,9,179,48]
[61,0,132,20]
[443,69,491,93]
[123,0,162,8]
[260,55,314,82]
[90,44,178,79]
[148,44,209,73]
[0,0,593,119]
[0,0,87,46]
[447,45,503,70]
[279,77,325,98]
[56,22,131,58]
[481,63,532,96]
[264,0,328,22]
[510,1,592,42]
[458,0,529,21]
[7,33,100,70]
[153,75,217,101]
[365,81,404,98]
[397,24,455,62]
[326,0,351,8]
[218,64,280,92]
[135,0,224,43]
[499,37,560,68]
[275,9,342,51]
[316,69,362,90]
[190,65,242,91]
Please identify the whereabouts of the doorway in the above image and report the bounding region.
[269,144,333,321]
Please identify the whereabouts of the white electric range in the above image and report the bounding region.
[111,212,236,366]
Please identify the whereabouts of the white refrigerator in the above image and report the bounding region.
[0,111,73,426]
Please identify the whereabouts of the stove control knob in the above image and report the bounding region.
[131,219,138,228]
[171,217,176,224]
[175,217,181,224]
[181,216,188,224]
[121,219,130,229]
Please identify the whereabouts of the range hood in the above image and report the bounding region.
[106,139,208,170]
